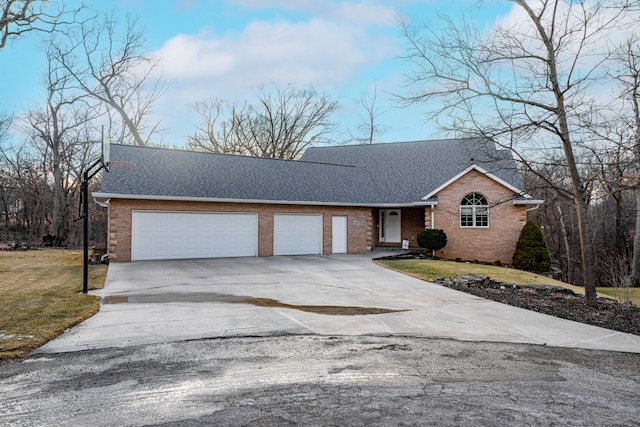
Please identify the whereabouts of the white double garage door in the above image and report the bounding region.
[132,211,347,261]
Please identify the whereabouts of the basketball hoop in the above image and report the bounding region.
[102,130,110,172]
[109,161,137,168]
[81,127,115,295]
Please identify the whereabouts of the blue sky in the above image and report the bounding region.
[0,0,512,146]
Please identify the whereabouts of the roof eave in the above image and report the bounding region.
[513,198,544,205]
[421,164,528,200]
[92,192,425,208]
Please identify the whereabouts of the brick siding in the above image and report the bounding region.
[431,169,527,264]
[107,199,372,261]
[106,169,527,264]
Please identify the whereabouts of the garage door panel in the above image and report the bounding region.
[132,211,258,261]
[273,214,322,256]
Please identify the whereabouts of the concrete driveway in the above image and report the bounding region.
[39,254,640,354]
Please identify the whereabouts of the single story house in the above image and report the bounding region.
[94,138,542,263]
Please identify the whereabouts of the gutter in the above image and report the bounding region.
[92,192,435,209]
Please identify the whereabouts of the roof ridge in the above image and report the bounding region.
[306,137,489,150]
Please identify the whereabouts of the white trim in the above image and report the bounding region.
[95,198,110,207]
[421,165,534,200]
[92,192,426,208]
[513,198,544,205]
[459,205,490,229]
[415,199,438,206]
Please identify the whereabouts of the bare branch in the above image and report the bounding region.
[0,0,85,49]
[49,11,164,146]
[189,83,338,159]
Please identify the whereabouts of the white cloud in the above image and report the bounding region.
[159,33,236,80]
[150,5,400,144]
[155,17,396,96]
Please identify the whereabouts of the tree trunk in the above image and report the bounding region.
[631,62,640,287]
[611,190,624,253]
[103,85,146,146]
[575,197,597,305]
[632,187,640,287]
[557,203,573,285]
[51,158,64,237]
[521,0,597,305]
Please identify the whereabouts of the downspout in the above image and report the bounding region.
[94,197,110,263]
[431,206,436,257]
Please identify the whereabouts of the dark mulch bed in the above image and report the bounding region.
[436,276,640,337]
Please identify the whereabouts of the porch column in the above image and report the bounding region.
[424,206,433,229]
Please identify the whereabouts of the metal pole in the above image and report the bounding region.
[83,171,89,294]
[81,158,105,294]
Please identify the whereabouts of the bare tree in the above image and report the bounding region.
[399,1,635,305]
[190,83,338,159]
[50,11,163,146]
[187,99,251,155]
[0,114,16,238]
[608,35,640,286]
[0,0,70,49]
[601,250,633,304]
[0,142,47,246]
[350,82,387,144]
[20,40,101,244]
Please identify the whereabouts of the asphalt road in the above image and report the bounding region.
[2,336,639,426]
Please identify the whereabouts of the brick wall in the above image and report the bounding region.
[401,207,425,247]
[107,199,373,261]
[431,169,527,264]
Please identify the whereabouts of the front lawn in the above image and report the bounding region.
[595,287,640,306]
[0,249,107,360]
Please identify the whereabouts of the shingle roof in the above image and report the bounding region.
[301,138,525,204]
[96,138,528,206]
[97,145,377,204]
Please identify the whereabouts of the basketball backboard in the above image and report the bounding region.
[102,132,110,172]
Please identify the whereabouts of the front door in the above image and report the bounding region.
[379,209,401,243]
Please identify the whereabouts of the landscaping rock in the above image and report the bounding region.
[434,275,640,337]
[442,273,491,288]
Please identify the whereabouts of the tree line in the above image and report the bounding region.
[0,1,164,247]
[3,1,640,307]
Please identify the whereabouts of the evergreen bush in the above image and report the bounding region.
[512,221,551,272]
[417,229,447,253]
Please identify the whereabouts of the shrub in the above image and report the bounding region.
[512,221,551,272]
[417,229,447,253]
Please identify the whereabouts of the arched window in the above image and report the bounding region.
[460,193,489,228]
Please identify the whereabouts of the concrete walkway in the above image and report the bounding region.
[39,254,640,354]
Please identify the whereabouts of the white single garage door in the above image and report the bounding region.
[273,214,323,256]
[132,211,258,261]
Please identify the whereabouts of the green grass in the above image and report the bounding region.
[376,258,640,306]
[0,249,107,360]
[595,287,640,305]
